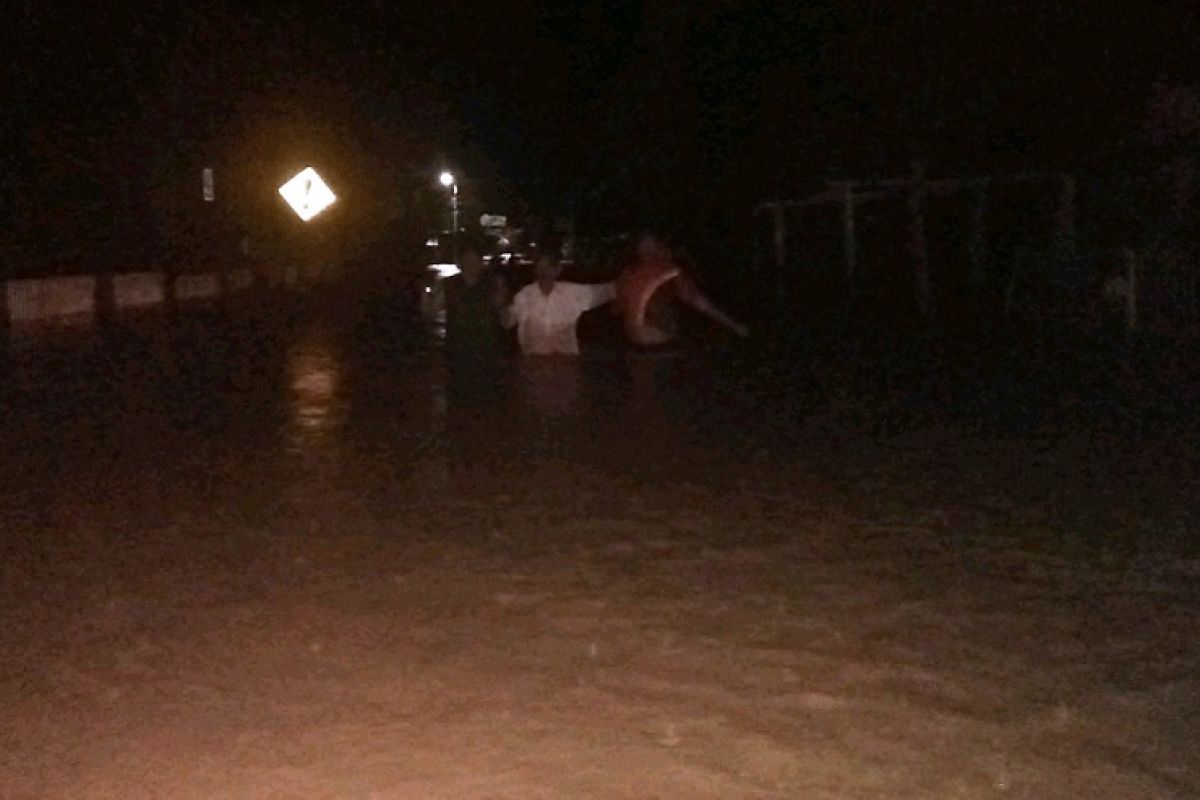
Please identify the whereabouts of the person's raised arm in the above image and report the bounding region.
[580,282,617,311]
[697,300,749,338]
[676,276,748,337]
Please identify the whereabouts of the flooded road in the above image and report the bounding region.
[2,299,1198,798]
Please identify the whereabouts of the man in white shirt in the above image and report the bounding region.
[503,250,616,355]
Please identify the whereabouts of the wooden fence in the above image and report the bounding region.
[755,162,1199,336]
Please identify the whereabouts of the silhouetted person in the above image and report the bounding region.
[444,239,509,390]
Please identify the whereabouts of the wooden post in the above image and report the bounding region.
[1123,247,1138,332]
[1056,175,1076,259]
[1056,174,1077,294]
[842,182,857,285]
[908,160,932,319]
[968,179,989,291]
[218,257,231,298]
[1004,247,1025,319]
[1188,268,1198,329]
[95,267,115,325]
[0,279,9,334]
[0,254,9,333]
[164,264,179,315]
[771,202,787,303]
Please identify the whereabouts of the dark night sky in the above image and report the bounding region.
[4,1,1198,268]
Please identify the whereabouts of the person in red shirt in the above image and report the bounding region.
[615,233,748,347]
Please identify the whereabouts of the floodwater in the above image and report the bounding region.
[1,295,1198,799]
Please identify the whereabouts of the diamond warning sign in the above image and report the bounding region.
[278,167,336,222]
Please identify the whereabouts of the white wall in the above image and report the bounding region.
[114,272,166,308]
[3,264,334,326]
[173,273,222,300]
[229,268,254,292]
[6,276,97,322]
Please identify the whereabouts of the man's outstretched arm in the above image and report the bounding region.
[577,282,617,311]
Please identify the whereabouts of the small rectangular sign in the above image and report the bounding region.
[202,168,214,202]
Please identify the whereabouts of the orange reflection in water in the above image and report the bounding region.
[284,334,347,453]
[513,357,584,419]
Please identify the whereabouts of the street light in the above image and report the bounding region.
[438,170,459,264]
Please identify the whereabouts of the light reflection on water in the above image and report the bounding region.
[278,308,697,420]
[283,329,348,455]
[258,309,737,517]
[512,357,584,419]
[273,316,723,485]
[0,312,763,530]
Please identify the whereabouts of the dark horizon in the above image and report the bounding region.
[4,1,1199,274]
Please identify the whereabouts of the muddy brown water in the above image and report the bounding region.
[1,302,1197,798]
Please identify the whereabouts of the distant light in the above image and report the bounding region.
[428,262,461,277]
[439,171,455,188]
[424,286,432,293]
[425,236,439,247]
[279,167,336,222]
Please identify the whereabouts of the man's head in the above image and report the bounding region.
[534,235,564,293]
[635,232,671,262]
[534,254,562,294]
